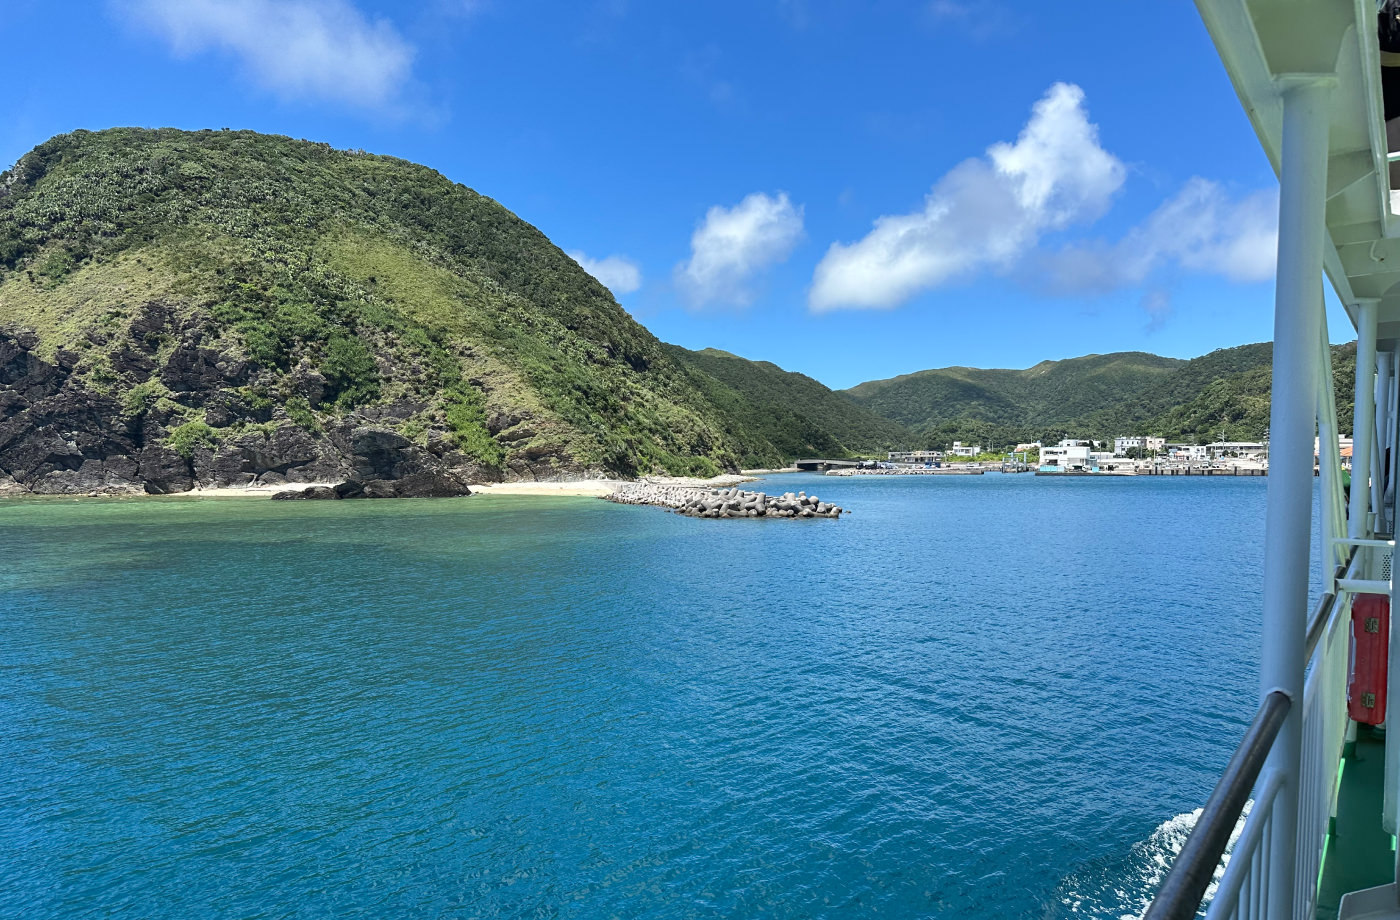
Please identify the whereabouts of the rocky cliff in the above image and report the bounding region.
[0,318,482,495]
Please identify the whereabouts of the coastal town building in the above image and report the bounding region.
[1313,434,1353,459]
[947,441,981,457]
[1113,436,1166,455]
[886,450,942,464]
[1039,439,1093,471]
[1095,453,1137,472]
[1206,441,1267,460]
[1167,444,1209,462]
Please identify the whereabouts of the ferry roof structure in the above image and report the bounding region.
[1201,1,1397,331]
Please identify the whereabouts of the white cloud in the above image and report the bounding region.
[1035,178,1278,294]
[810,83,1124,311]
[568,251,642,295]
[676,192,804,307]
[121,0,415,112]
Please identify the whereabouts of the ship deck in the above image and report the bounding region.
[1317,726,1395,919]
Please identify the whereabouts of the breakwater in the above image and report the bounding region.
[606,483,844,518]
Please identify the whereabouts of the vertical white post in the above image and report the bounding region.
[1389,363,1399,532]
[1379,353,1395,533]
[1317,312,1345,586]
[1374,352,1390,531]
[1351,301,1378,540]
[1262,74,1332,920]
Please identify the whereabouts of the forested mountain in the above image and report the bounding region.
[664,346,909,460]
[844,343,1357,450]
[843,352,1184,431]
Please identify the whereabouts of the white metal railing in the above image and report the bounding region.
[1295,581,1352,917]
[1148,273,1388,919]
[1201,569,1354,920]
[1206,771,1281,920]
[1197,317,1369,920]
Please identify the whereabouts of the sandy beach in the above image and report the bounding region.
[152,473,765,500]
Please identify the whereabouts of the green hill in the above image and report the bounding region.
[1144,342,1354,443]
[844,352,1185,433]
[663,345,911,461]
[844,342,1357,449]
[0,128,815,493]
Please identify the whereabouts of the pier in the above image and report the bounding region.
[825,467,983,476]
[1138,466,1267,476]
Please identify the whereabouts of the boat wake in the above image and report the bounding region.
[1044,805,1249,920]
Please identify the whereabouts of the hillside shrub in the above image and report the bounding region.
[320,332,380,408]
[444,386,504,467]
[166,421,217,458]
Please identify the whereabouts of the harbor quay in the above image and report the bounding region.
[820,432,1358,478]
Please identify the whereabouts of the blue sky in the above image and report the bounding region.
[0,0,1356,389]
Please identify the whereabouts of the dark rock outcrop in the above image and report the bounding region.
[271,485,340,501]
[270,474,471,501]
[0,319,485,496]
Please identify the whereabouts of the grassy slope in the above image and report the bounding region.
[663,345,912,461]
[0,128,801,476]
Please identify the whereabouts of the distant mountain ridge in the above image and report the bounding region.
[844,351,1184,431]
[842,342,1356,449]
[664,345,909,460]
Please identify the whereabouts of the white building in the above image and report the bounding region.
[948,441,981,457]
[1313,434,1352,459]
[1207,441,1267,460]
[1113,436,1167,455]
[1167,444,1209,462]
[1040,440,1093,471]
[887,450,942,464]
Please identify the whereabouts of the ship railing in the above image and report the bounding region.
[1144,547,1363,920]
[1145,277,1393,920]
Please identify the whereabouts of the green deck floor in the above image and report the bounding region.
[1316,726,1395,920]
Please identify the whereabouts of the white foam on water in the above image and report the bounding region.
[1048,803,1251,920]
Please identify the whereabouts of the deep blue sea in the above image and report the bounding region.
[0,473,1298,919]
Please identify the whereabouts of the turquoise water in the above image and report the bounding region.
[0,473,1283,919]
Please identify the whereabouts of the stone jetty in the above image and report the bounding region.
[606,483,844,519]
